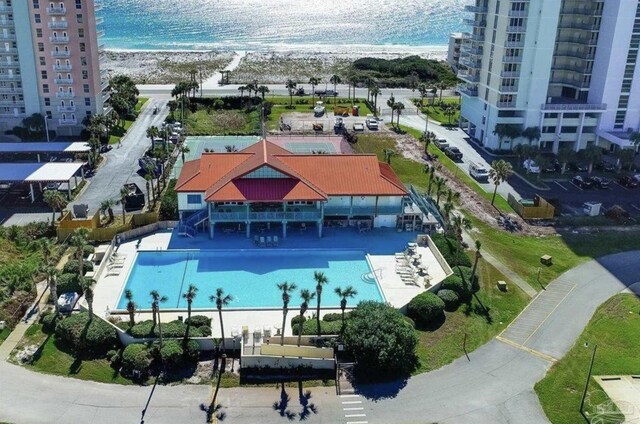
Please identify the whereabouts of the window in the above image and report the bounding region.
[33,0,39,8]
[45,111,52,119]
[34,14,41,23]
[187,195,201,205]
[76,14,83,23]
[80,56,87,66]
[44,97,50,106]
[42,83,49,93]
[75,0,82,9]
[37,42,44,52]
[83,84,89,93]
[84,97,90,106]
[41,70,47,79]
[39,56,45,66]
[82,70,88,80]
[79,42,85,52]
[78,28,84,38]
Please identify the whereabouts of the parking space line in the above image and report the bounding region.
[553,181,569,191]
[342,401,362,405]
[570,181,584,191]
[340,395,359,398]
[345,414,367,418]
[631,204,640,212]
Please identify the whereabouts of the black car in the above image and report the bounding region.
[594,161,616,172]
[587,176,610,189]
[569,162,589,172]
[445,146,463,161]
[618,175,639,188]
[542,159,561,173]
[572,175,592,189]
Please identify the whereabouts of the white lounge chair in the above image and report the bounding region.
[259,236,266,247]
[266,236,272,247]
[273,236,279,246]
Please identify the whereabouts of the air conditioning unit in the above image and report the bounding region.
[583,202,601,216]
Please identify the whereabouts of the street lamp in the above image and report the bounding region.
[44,114,51,142]
[230,328,239,372]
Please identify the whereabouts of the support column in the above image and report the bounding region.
[282,221,287,238]
[318,220,323,238]
[74,175,78,189]
[209,221,215,239]
[246,221,250,238]
[575,113,586,152]
[67,183,71,200]
[553,113,564,154]
[29,183,35,203]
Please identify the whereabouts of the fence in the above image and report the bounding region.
[508,193,555,219]
[56,211,164,242]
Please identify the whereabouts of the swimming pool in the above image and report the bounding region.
[116,250,383,310]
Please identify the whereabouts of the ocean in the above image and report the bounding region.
[100,0,469,52]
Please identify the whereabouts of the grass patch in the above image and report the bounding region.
[18,323,135,385]
[108,98,149,145]
[414,258,530,374]
[185,109,260,135]
[135,97,149,113]
[0,327,10,344]
[535,294,640,424]
[266,97,372,130]
[416,97,461,125]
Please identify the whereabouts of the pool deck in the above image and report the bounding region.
[92,227,449,338]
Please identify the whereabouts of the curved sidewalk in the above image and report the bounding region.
[0,252,638,424]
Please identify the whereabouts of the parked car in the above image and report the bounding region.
[568,162,588,172]
[434,139,449,150]
[57,292,80,313]
[523,159,541,174]
[618,175,639,188]
[469,161,489,182]
[594,160,616,172]
[572,175,592,189]
[45,182,60,191]
[587,176,610,189]
[365,115,379,130]
[444,146,463,161]
[542,159,561,173]
[152,106,158,114]
[353,122,365,132]
[99,144,112,153]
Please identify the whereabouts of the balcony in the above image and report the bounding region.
[497,101,517,108]
[48,21,68,29]
[0,33,16,41]
[504,40,525,48]
[499,85,518,93]
[558,22,599,31]
[552,64,589,74]
[53,64,72,71]
[554,50,595,60]
[458,85,479,97]
[98,44,106,51]
[0,62,18,68]
[458,71,480,83]
[461,45,483,56]
[556,35,597,46]
[541,103,606,111]
[500,70,520,78]
[464,18,487,27]
[56,91,75,99]
[506,25,526,33]
[209,211,322,222]
[503,55,522,64]
[0,20,15,27]
[101,91,110,102]
[47,7,66,15]
[0,74,21,81]
[95,17,104,25]
[49,36,69,44]
[0,48,17,54]
[58,118,77,126]
[100,79,109,91]
[51,50,71,58]
[0,6,12,13]
[57,105,76,113]
[462,32,485,42]
[0,100,22,107]
[549,77,590,89]
[508,10,528,17]
[96,30,105,38]
[94,2,103,12]
[464,5,488,13]
[460,57,482,69]
[0,87,21,93]
[54,78,74,85]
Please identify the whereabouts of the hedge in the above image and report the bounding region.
[290,314,306,330]
[184,315,210,328]
[159,340,183,368]
[121,344,152,373]
[57,273,82,294]
[407,292,445,328]
[437,289,460,311]
[198,325,212,337]
[55,312,118,356]
[129,319,203,339]
[40,311,60,333]
[62,259,94,276]
[292,318,343,336]
[159,180,178,221]
[430,234,471,267]
[454,266,480,293]
[322,312,351,322]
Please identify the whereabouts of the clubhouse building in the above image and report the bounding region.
[175,140,411,238]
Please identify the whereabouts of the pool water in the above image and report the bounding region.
[116,250,383,310]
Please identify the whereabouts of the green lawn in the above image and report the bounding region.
[535,294,640,424]
[135,97,149,113]
[17,324,134,385]
[414,258,530,374]
[185,109,260,135]
[471,217,640,290]
[108,97,149,144]
[0,327,9,344]
[416,97,461,126]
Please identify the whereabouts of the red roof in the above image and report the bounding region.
[176,140,407,202]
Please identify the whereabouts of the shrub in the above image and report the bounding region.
[407,292,445,328]
[162,320,187,338]
[82,245,95,259]
[198,325,211,337]
[343,301,418,379]
[184,315,210,328]
[291,314,306,330]
[430,234,472,267]
[437,289,460,311]
[159,180,178,220]
[321,313,341,322]
[121,344,152,373]
[129,319,187,338]
[441,274,473,300]
[159,340,183,368]
[293,318,343,335]
[455,266,480,293]
[56,273,82,294]
[55,312,118,356]
[106,349,120,365]
[184,339,200,361]
[402,315,416,328]
[40,311,60,333]
[62,260,94,276]
[129,320,155,338]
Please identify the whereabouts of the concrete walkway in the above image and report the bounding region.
[0,251,638,423]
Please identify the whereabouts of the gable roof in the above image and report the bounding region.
[176,139,407,201]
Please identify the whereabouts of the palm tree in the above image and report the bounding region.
[420,131,434,155]
[383,148,396,165]
[418,83,429,106]
[119,186,129,223]
[616,148,635,171]
[557,148,575,175]
[521,126,541,147]
[448,215,472,244]
[100,199,116,223]
[433,176,446,205]
[436,81,449,102]
[488,160,514,206]
[182,284,198,343]
[257,85,270,101]
[43,189,68,224]
[444,104,457,125]
[493,123,521,151]
[125,289,136,327]
[81,277,95,318]
[70,228,90,281]
[38,237,55,266]
[149,290,168,330]
[471,240,482,290]
[581,145,602,174]
[370,85,380,114]
[146,125,160,149]
[178,143,190,164]
[210,288,232,353]
[334,286,357,332]
[144,162,157,201]
[277,282,298,345]
[285,79,297,107]
[308,77,320,105]
[296,289,315,347]
[424,164,436,195]
[386,94,396,125]
[46,266,60,314]
[329,74,341,104]
[394,102,405,127]
[313,271,328,338]
[237,85,246,98]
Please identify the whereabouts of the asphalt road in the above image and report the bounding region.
[70,99,169,215]
[1,251,638,424]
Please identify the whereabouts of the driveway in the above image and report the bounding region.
[70,99,169,215]
[0,251,638,423]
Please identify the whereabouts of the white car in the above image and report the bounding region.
[523,159,541,174]
[353,123,365,132]
[366,116,379,130]
[313,101,326,117]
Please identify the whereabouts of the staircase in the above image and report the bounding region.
[184,208,209,228]
[177,224,196,238]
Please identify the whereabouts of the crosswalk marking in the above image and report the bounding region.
[343,407,364,411]
[345,414,366,418]
[342,400,362,405]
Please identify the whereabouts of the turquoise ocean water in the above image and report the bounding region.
[101,0,468,51]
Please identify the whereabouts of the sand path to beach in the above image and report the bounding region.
[201,50,246,89]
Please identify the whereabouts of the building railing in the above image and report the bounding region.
[51,51,71,57]
[458,85,479,97]
[57,106,76,112]
[56,91,75,99]
[499,85,518,93]
[49,36,69,43]
[464,5,487,13]
[55,78,74,85]
[0,6,12,13]
[58,118,77,125]
[47,6,66,15]
[504,40,525,48]
[0,62,18,68]
[0,74,21,81]
[464,18,487,27]
[506,25,526,33]
[503,56,522,63]
[53,64,72,71]
[48,21,68,29]
[497,101,517,108]
[209,211,322,221]
[458,72,480,83]
[541,103,607,111]
[0,19,14,26]
[0,33,16,40]
[0,87,21,93]
[0,100,22,106]
[508,10,528,17]
[500,70,521,78]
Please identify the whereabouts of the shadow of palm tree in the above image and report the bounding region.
[272,384,296,420]
[297,380,318,421]
[200,402,226,422]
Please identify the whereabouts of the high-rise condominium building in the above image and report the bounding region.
[458,0,640,153]
[0,0,107,137]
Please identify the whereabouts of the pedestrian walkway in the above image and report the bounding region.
[339,394,368,424]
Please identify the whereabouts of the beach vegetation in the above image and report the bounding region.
[55,312,118,356]
[351,56,457,87]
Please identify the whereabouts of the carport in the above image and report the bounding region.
[0,142,90,162]
[0,162,86,202]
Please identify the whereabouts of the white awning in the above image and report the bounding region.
[0,162,84,183]
[0,142,90,153]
